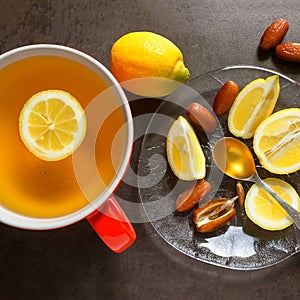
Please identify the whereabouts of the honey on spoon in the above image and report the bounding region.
[213,137,300,230]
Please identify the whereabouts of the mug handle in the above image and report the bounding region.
[86,196,136,253]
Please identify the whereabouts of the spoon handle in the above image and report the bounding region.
[252,173,300,230]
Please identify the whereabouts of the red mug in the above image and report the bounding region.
[0,44,136,252]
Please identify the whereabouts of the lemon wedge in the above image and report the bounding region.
[228,75,280,139]
[166,116,206,180]
[245,178,300,231]
[253,108,300,174]
[19,90,86,161]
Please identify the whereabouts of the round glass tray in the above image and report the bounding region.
[137,65,300,270]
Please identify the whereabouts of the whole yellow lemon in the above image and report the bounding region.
[110,31,190,97]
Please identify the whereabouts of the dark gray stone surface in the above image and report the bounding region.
[0,1,299,299]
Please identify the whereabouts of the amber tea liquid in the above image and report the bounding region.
[0,56,126,218]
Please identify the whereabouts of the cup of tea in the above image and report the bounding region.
[0,44,136,252]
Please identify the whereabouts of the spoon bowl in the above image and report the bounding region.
[213,137,300,230]
[213,137,255,180]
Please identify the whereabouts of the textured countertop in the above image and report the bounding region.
[0,1,299,299]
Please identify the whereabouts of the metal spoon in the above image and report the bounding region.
[212,137,300,230]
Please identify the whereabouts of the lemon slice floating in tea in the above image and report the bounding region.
[228,75,280,139]
[245,178,300,231]
[19,90,86,161]
[166,116,206,180]
[253,108,300,174]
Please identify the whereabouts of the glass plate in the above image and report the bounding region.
[137,65,300,270]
